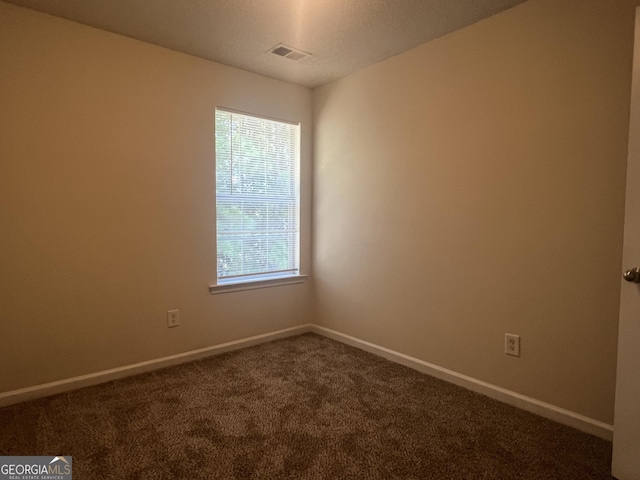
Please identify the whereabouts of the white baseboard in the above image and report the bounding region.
[0,323,614,441]
[0,324,312,408]
[309,325,614,441]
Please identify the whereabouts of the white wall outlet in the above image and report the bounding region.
[167,309,180,328]
[505,333,520,357]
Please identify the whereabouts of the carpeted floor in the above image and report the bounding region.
[0,333,612,479]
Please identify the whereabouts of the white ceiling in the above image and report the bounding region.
[4,0,527,88]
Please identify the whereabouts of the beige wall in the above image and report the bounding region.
[0,2,313,393]
[313,0,637,424]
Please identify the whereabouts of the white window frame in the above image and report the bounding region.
[209,108,306,294]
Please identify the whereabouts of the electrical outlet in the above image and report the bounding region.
[167,309,180,328]
[505,333,520,357]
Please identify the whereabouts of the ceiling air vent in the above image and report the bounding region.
[269,44,310,62]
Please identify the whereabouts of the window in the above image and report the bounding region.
[212,108,303,292]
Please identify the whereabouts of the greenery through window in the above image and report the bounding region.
[215,109,300,282]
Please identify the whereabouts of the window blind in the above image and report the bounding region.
[215,109,300,282]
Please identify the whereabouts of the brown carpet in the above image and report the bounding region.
[0,333,612,479]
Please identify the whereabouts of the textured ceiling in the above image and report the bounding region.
[4,0,527,88]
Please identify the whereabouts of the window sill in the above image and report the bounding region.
[209,274,308,295]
